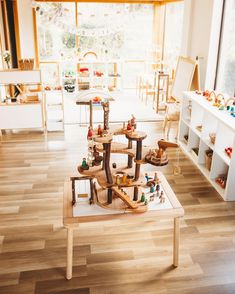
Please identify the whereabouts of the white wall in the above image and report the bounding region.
[180,0,221,89]
[17,0,35,59]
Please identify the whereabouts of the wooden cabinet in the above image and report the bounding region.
[179,91,235,200]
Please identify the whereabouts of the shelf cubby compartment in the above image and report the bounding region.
[180,96,192,124]
[225,154,235,200]
[210,152,229,189]
[188,129,200,162]
[201,112,218,148]
[190,100,204,134]
[198,140,213,166]
[178,120,189,150]
[214,122,234,165]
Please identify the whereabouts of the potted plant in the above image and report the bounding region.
[3,50,11,69]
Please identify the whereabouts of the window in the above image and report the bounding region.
[163,2,184,69]
[216,0,235,96]
[37,2,76,61]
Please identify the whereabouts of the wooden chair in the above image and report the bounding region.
[163,56,200,139]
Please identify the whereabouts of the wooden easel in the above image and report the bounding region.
[164,56,200,138]
[171,56,200,102]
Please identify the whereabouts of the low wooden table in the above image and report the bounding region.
[63,172,184,280]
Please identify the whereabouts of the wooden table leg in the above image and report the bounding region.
[66,226,73,280]
[173,217,180,267]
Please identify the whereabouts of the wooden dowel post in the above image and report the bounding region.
[71,178,76,206]
[127,139,133,168]
[107,188,112,204]
[134,140,142,181]
[103,143,113,185]
[89,100,93,128]
[89,179,94,204]
[133,186,138,201]
[66,227,73,280]
[173,217,180,267]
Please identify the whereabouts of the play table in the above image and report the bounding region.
[63,171,184,280]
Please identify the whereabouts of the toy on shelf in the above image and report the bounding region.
[216,174,227,189]
[209,133,216,145]
[225,147,233,158]
[196,90,225,107]
[196,125,202,132]
[94,71,104,77]
[184,135,189,144]
[205,149,213,171]
[192,147,199,156]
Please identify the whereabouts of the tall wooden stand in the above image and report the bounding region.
[103,142,113,185]
[127,139,133,168]
[135,140,142,181]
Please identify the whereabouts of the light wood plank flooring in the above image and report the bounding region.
[0,123,235,294]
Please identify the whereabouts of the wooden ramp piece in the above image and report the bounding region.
[111,186,138,209]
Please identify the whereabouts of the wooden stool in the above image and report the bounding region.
[163,102,180,138]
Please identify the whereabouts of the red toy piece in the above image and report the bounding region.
[97,124,103,136]
[87,127,93,140]
[225,147,233,158]
[127,120,132,131]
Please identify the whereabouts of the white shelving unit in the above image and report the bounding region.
[179,91,235,201]
[0,70,45,136]
[76,60,123,91]
[44,90,64,132]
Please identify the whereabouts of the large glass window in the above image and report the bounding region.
[216,0,235,96]
[163,2,184,69]
[37,2,76,61]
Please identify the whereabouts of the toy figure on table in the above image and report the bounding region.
[87,127,93,140]
[127,120,132,131]
[97,125,103,136]
[160,191,165,203]
[81,158,89,170]
[131,114,137,129]
[93,145,103,166]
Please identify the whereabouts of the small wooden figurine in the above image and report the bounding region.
[87,127,93,140]
[131,114,137,129]
[127,120,132,131]
[97,124,103,136]
[150,195,154,201]
[140,192,145,203]
[116,175,121,185]
[160,191,165,203]
[93,145,103,166]
[145,173,150,182]
[154,172,159,182]
[122,173,127,184]
[81,158,89,170]
[150,184,155,193]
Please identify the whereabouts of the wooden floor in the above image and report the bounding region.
[1,123,235,294]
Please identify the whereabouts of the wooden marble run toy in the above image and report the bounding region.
[77,103,177,213]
